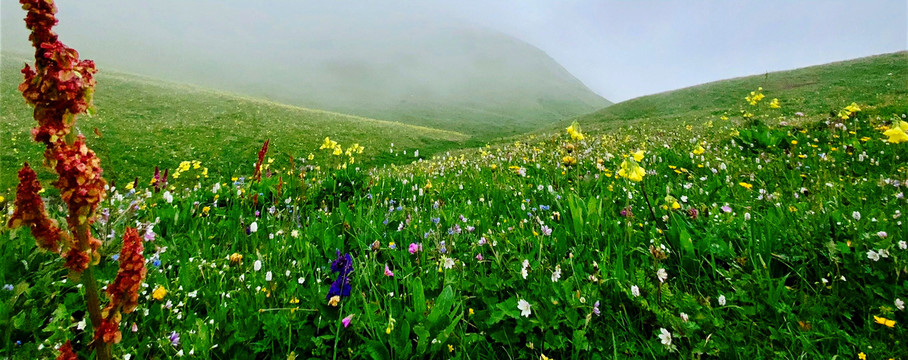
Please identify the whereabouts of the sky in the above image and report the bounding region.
[2,0,906,102]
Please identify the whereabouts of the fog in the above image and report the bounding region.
[2,0,905,107]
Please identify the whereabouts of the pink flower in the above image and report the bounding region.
[408,243,422,254]
[342,314,354,328]
[476,253,483,261]
[384,264,394,277]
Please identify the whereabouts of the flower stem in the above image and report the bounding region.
[75,224,110,360]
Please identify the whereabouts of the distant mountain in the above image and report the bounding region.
[0,1,610,139]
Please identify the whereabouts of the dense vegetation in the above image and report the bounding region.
[2,54,907,358]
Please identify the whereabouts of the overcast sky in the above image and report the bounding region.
[2,1,906,102]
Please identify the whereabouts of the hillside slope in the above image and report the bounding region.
[0,53,469,189]
[1,1,610,139]
[559,51,907,132]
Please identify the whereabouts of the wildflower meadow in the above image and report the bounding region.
[2,1,907,359]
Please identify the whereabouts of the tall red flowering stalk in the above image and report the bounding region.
[10,1,145,359]
[253,139,270,181]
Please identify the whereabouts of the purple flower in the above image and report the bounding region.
[475,253,483,261]
[721,205,732,213]
[478,237,487,246]
[540,225,552,236]
[439,241,448,254]
[169,331,180,347]
[144,227,156,242]
[593,301,600,316]
[2,284,13,291]
[327,250,354,299]
[620,207,633,217]
[342,314,354,328]
[432,217,440,224]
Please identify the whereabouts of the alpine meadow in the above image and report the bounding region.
[1,1,907,359]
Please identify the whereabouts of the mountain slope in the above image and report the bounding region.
[559,51,907,132]
[0,53,469,189]
[0,1,610,139]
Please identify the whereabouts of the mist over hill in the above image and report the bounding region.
[1,1,609,138]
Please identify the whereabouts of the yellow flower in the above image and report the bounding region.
[844,102,861,114]
[632,150,644,162]
[328,295,341,307]
[617,159,645,182]
[468,308,474,316]
[769,98,780,109]
[0,195,5,203]
[566,121,584,141]
[125,182,134,191]
[671,201,681,210]
[873,315,896,328]
[562,155,577,166]
[289,297,300,304]
[333,145,343,156]
[229,253,243,265]
[319,137,337,150]
[448,344,454,352]
[385,327,392,334]
[883,120,908,144]
[858,352,866,360]
[201,206,210,216]
[739,182,753,190]
[152,286,168,301]
[692,145,705,155]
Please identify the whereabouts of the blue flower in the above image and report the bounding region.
[327,250,354,299]
[2,284,13,291]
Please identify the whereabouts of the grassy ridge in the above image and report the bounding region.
[1,53,472,190]
[555,51,908,132]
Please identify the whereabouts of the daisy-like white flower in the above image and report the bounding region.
[443,257,455,269]
[517,299,532,317]
[656,268,668,283]
[852,211,861,221]
[658,328,672,346]
[551,265,562,282]
[631,285,640,297]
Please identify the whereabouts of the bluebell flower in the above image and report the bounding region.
[540,205,550,211]
[432,217,440,224]
[111,254,120,261]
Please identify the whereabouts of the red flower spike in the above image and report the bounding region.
[104,228,146,314]
[8,163,65,252]
[94,316,122,344]
[253,139,269,181]
[56,341,78,360]
[50,137,107,229]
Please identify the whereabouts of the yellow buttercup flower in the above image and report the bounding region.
[320,137,337,150]
[632,150,644,162]
[739,182,753,190]
[693,145,705,155]
[152,286,168,301]
[883,120,908,144]
[873,315,896,328]
[769,98,780,109]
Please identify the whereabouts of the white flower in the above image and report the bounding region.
[631,285,640,297]
[879,249,890,258]
[176,350,184,357]
[658,328,672,346]
[680,312,689,322]
[265,271,273,281]
[212,182,221,193]
[899,241,907,250]
[249,222,258,233]
[521,259,530,280]
[124,355,132,360]
[867,250,880,261]
[718,294,726,306]
[744,212,751,221]
[852,211,861,221]
[297,277,305,285]
[253,260,262,272]
[76,319,86,330]
[894,298,905,311]
[551,265,562,283]
[291,230,299,238]
[162,191,173,203]
[517,299,532,317]
[656,268,668,283]
[443,257,455,269]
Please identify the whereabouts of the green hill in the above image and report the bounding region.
[0,2,610,139]
[559,51,907,132]
[0,53,469,190]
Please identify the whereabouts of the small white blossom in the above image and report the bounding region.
[718,294,726,306]
[631,285,640,297]
[265,271,273,281]
[867,250,880,261]
[658,328,672,346]
[895,298,905,311]
[656,268,668,283]
[253,260,262,272]
[517,299,532,317]
[551,265,562,283]
[249,222,258,233]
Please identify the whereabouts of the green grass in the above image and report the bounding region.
[1,53,473,190]
[2,52,908,359]
[550,51,908,133]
